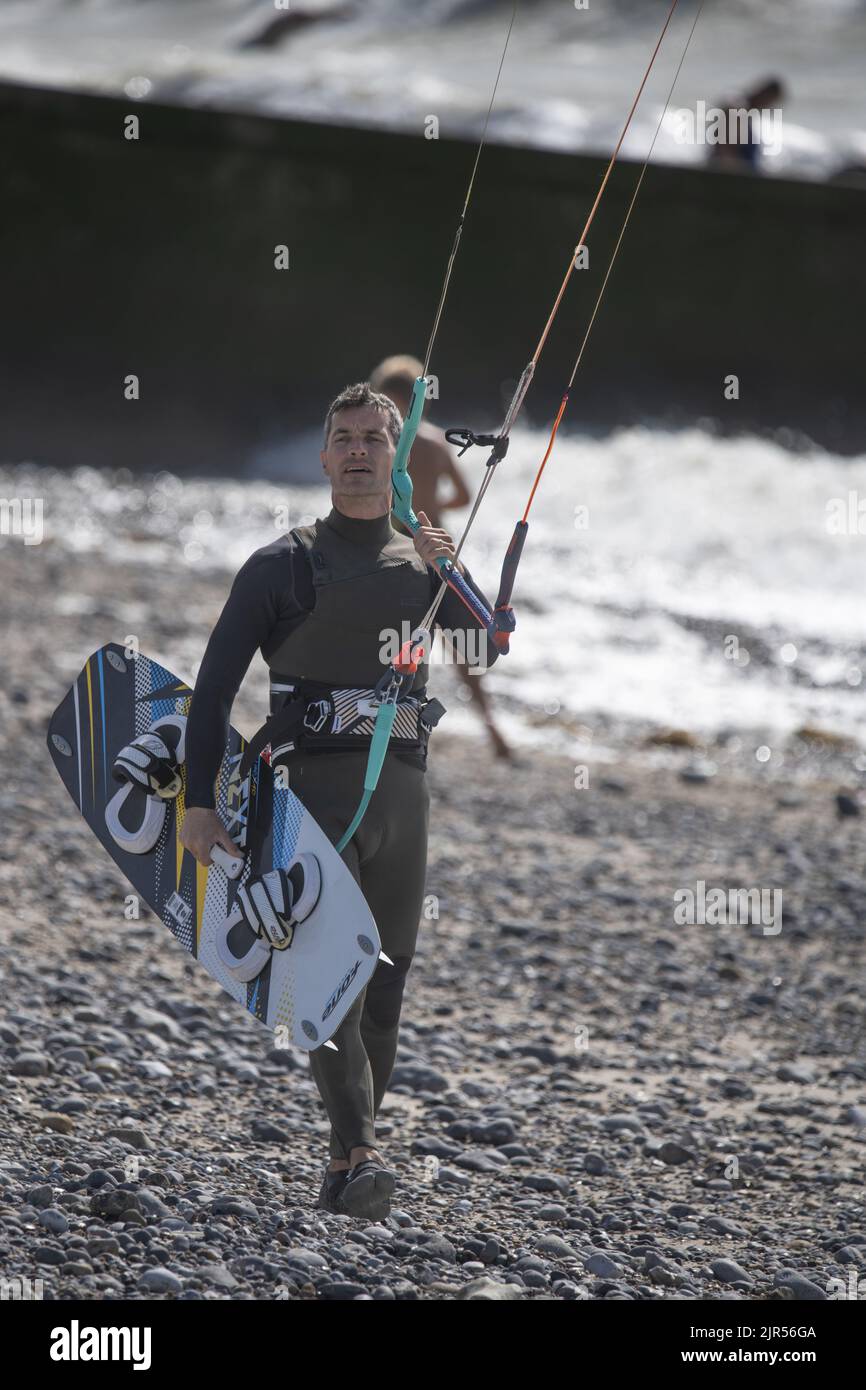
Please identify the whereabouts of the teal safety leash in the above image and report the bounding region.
[335,2,519,854]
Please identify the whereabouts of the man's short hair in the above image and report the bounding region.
[323,381,403,448]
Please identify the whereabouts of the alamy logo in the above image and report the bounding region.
[671,101,783,156]
[826,491,866,535]
[0,1275,43,1300]
[673,880,782,936]
[379,622,489,672]
[0,497,43,544]
[49,1320,151,1369]
[827,1271,865,1300]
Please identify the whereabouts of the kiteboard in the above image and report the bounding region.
[47,642,382,1050]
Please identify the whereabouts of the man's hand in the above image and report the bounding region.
[181,807,244,869]
[413,510,464,574]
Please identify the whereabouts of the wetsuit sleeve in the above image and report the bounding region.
[185,547,302,809]
[429,563,501,669]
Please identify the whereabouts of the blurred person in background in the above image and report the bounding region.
[708,75,786,171]
[370,355,512,761]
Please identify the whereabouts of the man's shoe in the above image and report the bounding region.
[316,1167,349,1214]
[340,1156,396,1221]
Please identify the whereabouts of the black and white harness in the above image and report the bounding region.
[238,677,446,779]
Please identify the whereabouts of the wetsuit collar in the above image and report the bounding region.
[324,505,394,548]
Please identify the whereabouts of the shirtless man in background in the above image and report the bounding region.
[370,355,511,761]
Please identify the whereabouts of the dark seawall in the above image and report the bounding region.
[1,79,863,474]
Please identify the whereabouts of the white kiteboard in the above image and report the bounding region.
[47,643,382,1050]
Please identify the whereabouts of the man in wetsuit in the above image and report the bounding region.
[180,381,501,1220]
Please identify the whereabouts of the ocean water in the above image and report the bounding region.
[0,0,864,181]
[5,421,865,756]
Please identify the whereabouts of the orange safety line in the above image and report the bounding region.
[522,0,704,524]
[522,393,569,524]
[530,0,681,368]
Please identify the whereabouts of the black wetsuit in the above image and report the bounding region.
[185,505,499,1160]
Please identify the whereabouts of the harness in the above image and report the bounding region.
[233,518,450,836]
[239,676,446,780]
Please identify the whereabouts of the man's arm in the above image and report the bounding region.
[184,550,287,810]
[181,541,309,868]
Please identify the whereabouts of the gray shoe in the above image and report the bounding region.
[316,1167,349,1214]
[340,1157,396,1221]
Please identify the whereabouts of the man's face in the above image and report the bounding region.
[321,405,396,502]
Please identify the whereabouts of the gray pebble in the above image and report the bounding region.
[411,1136,460,1159]
[34,1245,66,1265]
[198,1264,239,1289]
[389,1063,449,1094]
[655,1141,696,1165]
[434,1167,471,1187]
[773,1270,827,1300]
[10,1054,51,1076]
[534,1234,576,1259]
[38,1209,69,1235]
[139,1267,184,1294]
[121,1005,185,1042]
[104,1128,150,1151]
[250,1119,290,1143]
[284,1248,329,1271]
[777,1063,816,1085]
[705,1217,747,1237]
[711,1259,752,1285]
[135,1061,173,1080]
[454,1149,506,1173]
[414,1233,456,1263]
[601,1114,646,1136]
[210,1195,260,1221]
[457,1278,525,1301]
[51,1097,89,1114]
[25,1186,55,1209]
[521,1173,569,1194]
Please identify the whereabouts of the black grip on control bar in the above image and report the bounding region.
[494,520,528,609]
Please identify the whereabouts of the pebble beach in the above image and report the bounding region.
[1,529,865,1302]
